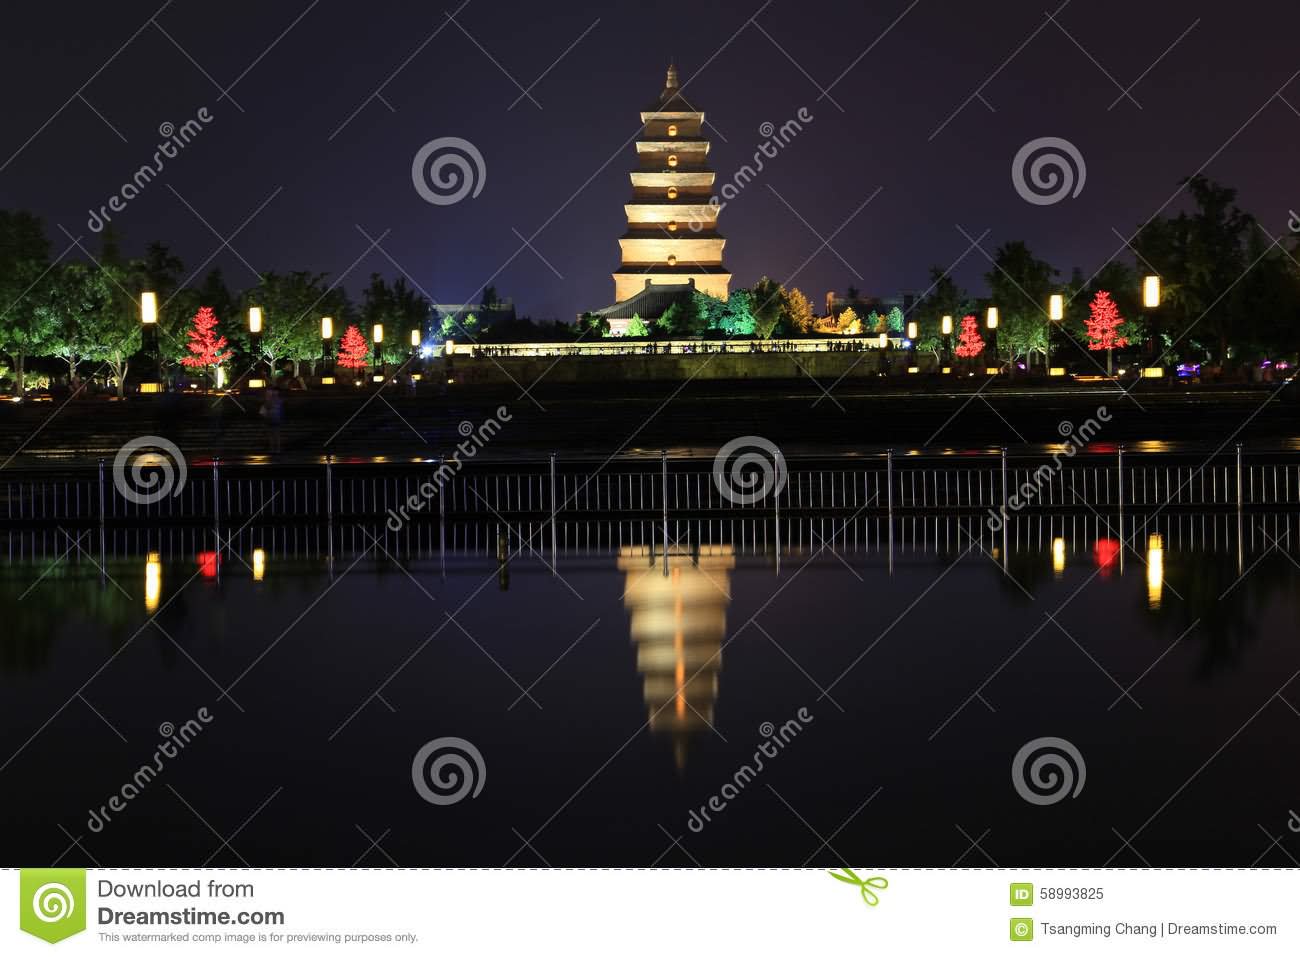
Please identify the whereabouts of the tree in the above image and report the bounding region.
[626,314,649,337]
[39,262,115,385]
[180,307,232,383]
[886,306,905,335]
[786,287,816,333]
[749,276,787,338]
[954,314,985,358]
[337,324,369,369]
[984,240,1058,370]
[240,271,351,378]
[576,311,610,339]
[0,210,56,394]
[362,273,430,362]
[1132,176,1253,362]
[837,306,860,334]
[1085,290,1127,373]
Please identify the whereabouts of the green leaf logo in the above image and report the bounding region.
[19,869,86,944]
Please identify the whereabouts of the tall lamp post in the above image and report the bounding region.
[986,307,999,374]
[906,321,918,372]
[140,292,160,392]
[1048,293,1064,375]
[941,314,953,370]
[1143,275,1162,377]
[878,331,889,375]
[372,323,385,383]
[248,306,264,387]
[321,316,334,382]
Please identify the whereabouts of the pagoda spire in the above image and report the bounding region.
[665,59,678,90]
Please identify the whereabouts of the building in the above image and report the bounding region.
[600,62,730,330]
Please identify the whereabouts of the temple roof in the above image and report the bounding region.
[644,60,703,114]
[591,281,698,320]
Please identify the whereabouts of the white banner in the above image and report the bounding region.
[7,869,1297,954]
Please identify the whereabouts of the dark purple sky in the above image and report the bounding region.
[3,0,1297,319]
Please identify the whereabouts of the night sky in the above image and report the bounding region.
[3,0,1297,319]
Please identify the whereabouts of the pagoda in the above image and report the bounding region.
[611,62,731,306]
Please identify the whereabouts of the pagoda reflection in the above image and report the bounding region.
[618,544,735,768]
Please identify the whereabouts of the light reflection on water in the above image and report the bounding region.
[1,513,1298,866]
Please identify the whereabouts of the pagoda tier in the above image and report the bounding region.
[612,62,730,304]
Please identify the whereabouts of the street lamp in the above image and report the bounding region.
[878,331,889,375]
[140,292,160,393]
[906,321,918,372]
[248,307,264,387]
[320,316,334,384]
[986,307,999,374]
[410,328,421,353]
[372,323,384,382]
[1048,294,1065,375]
[1142,275,1163,378]
[941,314,953,368]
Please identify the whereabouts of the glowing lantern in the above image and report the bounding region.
[1143,275,1161,309]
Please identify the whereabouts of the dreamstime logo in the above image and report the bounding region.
[987,407,1110,531]
[1012,736,1086,806]
[32,883,75,923]
[687,708,813,832]
[713,435,788,505]
[19,869,86,943]
[385,407,512,531]
[112,435,187,505]
[691,108,813,229]
[87,707,214,833]
[1012,136,1086,206]
[411,736,486,806]
[88,107,214,232]
[411,137,486,206]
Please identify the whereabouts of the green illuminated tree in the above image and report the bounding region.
[626,314,649,337]
[0,210,56,394]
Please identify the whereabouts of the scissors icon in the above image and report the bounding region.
[828,868,889,906]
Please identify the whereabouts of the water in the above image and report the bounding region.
[2,513,1298,867]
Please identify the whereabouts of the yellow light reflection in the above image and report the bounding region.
[1147,534,1164,610]
[1052,537,1066,576]
[252,548,266,582]
[145,552,162,612]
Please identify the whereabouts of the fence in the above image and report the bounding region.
[1,446,1298,525]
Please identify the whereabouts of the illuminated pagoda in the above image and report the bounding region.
[618,544,734,768]
[594,62,731,334]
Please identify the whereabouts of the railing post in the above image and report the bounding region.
[886,449,894,575]
[661,450,669,576]
[1236,443,1243,509]
[549,452,558,576]
[97,458,106,526]
[211,457,222,583]
[1117,445,1125,510]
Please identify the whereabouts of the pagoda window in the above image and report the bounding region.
[667,124,678,137]
[667,186,678,200]
[667,154,678,168]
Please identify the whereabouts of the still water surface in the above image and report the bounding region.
[2,514,1298,867]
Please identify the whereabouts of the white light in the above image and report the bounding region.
[986,307,999,330]
[141,292,157,324]
[321,316,333,339]
[941,315,952,335]
[248,306,263,334]
[1049,294,1064,321]
[1143,275,1161,309]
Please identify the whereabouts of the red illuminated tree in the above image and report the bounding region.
[337,324,369,369]
[1085,290,1128,374]
[953,314,985,358]
[179,306,231,377]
